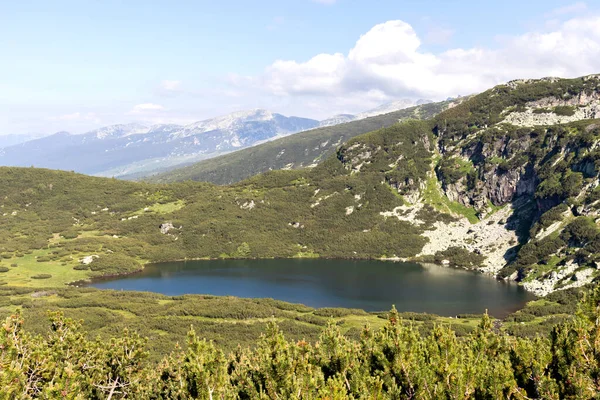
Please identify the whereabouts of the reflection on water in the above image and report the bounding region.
[89,259,535,317]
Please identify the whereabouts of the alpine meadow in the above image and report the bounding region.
[2,1,600,399]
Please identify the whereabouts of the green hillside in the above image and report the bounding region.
[2,75,600,397]
[146,101,452,185]
[2,76,600,294]
[0,119,439,286]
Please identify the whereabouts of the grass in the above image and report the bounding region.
[0,284,500,360]
[454,157,476,174]
[523,256,563,282]
[487,200,506,215]
[293,250,320,258]
[138,200,186,215]
[0,249,90,287]
[422,175,479,224]
[0,287,386,359]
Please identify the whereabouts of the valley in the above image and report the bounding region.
[5,0,600,395]
[1,75,600,398]
[2,76,600,298]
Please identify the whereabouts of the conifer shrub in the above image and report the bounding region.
[31,274,52,279]
[554,105,577,116]
[313,307,368,317]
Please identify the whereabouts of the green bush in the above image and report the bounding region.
[506,312,535,323]
[31,274,52,279]
[89,254,142,276]
[434,247,485,269]
[0,267,9,273]
[553,105,576,116]
[313,308,368,318]
[60,230,79,239]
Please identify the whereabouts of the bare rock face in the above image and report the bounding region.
[484,167,537,206]
[438,128,540,217]
[159,222,174,234]
[504,90,600,127]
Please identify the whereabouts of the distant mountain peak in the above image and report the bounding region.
[319,114,356,128]
[357,99,431,119]
[319,99,433,127]
[88,123,149,139]
[416,99,433,105]
[181,109,278,137]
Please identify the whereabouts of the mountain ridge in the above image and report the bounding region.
[145,100,452,184]
[0,99,430,177]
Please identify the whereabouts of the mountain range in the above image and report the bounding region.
[2,75,600,300]
[0,99,431,177]
[146,100,451,184]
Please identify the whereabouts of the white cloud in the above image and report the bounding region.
[128,103,165,115]
[239,16,600,107]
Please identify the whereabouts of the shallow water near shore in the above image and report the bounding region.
[88,259,535,317]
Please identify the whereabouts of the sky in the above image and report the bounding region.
[1,0,600,134]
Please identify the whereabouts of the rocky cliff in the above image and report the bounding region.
[335,74,600,296]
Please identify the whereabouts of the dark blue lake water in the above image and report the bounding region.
[89,259,535,317]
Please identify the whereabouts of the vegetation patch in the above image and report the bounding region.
[1,289,599,398]
[140,199,185,214]
[422,176,479,223]
[88,254,142,276]
[31,274,52,279]
[433,247,485,269]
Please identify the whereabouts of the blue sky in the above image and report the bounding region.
[1,0,599,134]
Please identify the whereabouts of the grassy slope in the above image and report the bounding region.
[0,283,583,361]
[146,101,451,185]
[0,121,442,287]
[2,284,579,362]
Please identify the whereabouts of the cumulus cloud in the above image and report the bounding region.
[241,16,600,105]
[128,103,165,115]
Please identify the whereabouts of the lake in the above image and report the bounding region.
[89,259,535,317]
